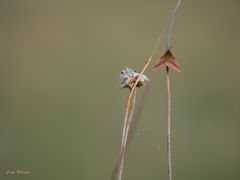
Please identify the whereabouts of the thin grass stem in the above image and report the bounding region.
[118,89,137,180]
[111,86,150,180]
[113,4,175,178]
[166,66,172,180]
[166,0,181,50]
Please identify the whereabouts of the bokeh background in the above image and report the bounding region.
[0,0,240,179]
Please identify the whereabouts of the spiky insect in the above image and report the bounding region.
[120,67,149,90]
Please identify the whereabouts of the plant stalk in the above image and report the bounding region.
[166,66,172,180]
[166,0,181,50]
[118,89,137,180]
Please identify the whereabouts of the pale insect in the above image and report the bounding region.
[120,67,149,89]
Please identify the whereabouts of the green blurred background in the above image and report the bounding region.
[0,0,240,179]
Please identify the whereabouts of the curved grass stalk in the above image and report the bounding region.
[166,0,182,50]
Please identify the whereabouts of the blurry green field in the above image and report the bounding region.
[0,0,240,179]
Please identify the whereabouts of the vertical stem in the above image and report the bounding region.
[124,89,137,147]
[111,87,149,180]
[118,89,137,180]
[166,66,172,180]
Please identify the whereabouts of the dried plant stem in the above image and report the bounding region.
[166,67,172,180]
[164,1,181,179]
[166,0,181,50]
[125,56,152,120]
[124,90,137,148]
[116,58,152,180]
[126,85,150,147]
[111,86,150,180]
[118,89,137,180]
[114,8,171,179]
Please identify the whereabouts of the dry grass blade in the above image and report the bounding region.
[117,89,137,180]
[166,0,182,50]
[126,85,150,147]
[111,58,152,180]
[111,86,150,180]
[166,67,172,180]
[124,56,152,125]
[112,5,171,178]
